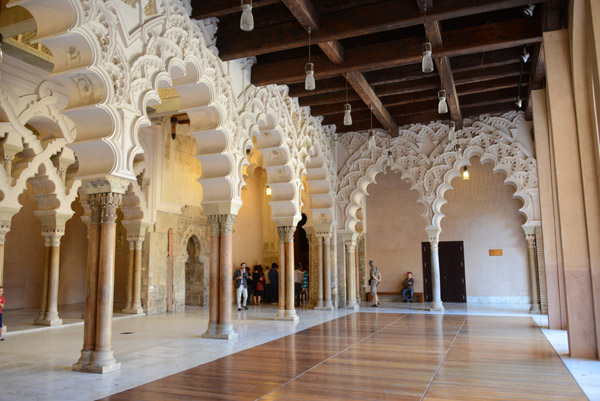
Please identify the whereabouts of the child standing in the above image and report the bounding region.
[0,286,5,341]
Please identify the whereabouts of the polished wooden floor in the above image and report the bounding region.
[100,313,587,401]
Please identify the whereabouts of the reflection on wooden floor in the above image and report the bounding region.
[99,313,587,401]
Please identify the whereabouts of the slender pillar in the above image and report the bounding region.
[203,215,220,338]
[0,223,7,336]
[345,240,359,309]
[526,232,542,314]
[323,232,334,309]
[73,195,102,372]
[217,214,237,339]
[35,243,51,324]
[284,226,297,319]
[88,192,122,373]
[276,226,286,318]
[122,234,144,314]
[44,231,64,324]
[426,227,444,311]
[314,234,324,308]
[123,242,135,311]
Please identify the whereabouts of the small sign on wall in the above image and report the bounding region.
[489,249,503,256]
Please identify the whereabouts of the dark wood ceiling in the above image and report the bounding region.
[191,0,566,136]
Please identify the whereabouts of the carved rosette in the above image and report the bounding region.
[218,214,236,236]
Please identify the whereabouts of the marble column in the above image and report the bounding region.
[122,234,144,314]
[314,233,324,309]
[284,226,297,320]
[526,232,542,314]
[35,228,65,325]
[426,227,444,311]
[203,215,220,337]
[276,226,286,319]
[73,194,102,372]
[323,232,334,309]
[345,240,359,309]
[0,223,7,336]
[217,214,237,339]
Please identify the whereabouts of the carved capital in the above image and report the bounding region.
[526,233,536,248]
[0,222,11,245]
[95,192,123,224]
[127,234,145,250]
[42,227,66,247]
[208,215,220,237]
[218,214,236,235]
[277,226,296,243]
[345,240,356,252]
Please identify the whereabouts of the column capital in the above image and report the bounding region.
[526,233,536,248]
[207,215,220,236]
[89,193,122,224]
[316,232,332,242]
[218,214,236,235]
[126,234,145,250]
[277,226,296,243]
[0,221,11,245]
[425,226,441,245]
[42,227,66,247]
[345,239,356,251]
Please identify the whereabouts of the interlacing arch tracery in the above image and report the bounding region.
[0,78,80,221]
[337,111,540,233]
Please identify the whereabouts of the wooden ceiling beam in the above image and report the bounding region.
[346,70,399,135]
[451,47,525,72]
[217,0,545,60]
[459,87,524,107]
[252,17,542,86]
[453,63,523,84]
[191,0,280,19]
[456,76,528,95]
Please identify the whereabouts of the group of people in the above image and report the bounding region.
[233,262,309,311]
[369,260,414,307]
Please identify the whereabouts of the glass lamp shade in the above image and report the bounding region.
[438,90,448,114]
[448,122,456,142]
[343,103,352,126]
[240,3,254,32]
[422,42,434,73]
[462,166,470,180]
[387,150,394,165]
[305,63,316,91]
[265,185,272,196]
[368,130,376,149]
[514,98,523,109]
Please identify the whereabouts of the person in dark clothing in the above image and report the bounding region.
[402,272,415,303]
[252,265,265,304]
[268,263,279,303]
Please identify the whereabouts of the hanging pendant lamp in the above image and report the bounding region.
[421,8,434,73]
[368,106,376,149]
[462,165,470,180]
[305,28,316,91]
[240,0,254,32]
[343,73,352,126]
[438,89,448,114]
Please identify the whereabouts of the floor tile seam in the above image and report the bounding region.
[419,315,467,401]
[254,313,411,401]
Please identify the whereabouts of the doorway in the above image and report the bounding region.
[294,213,309,269]
[422,241,467,302]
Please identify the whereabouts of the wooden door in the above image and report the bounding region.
[422,241,467,303]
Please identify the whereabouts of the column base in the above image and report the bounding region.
[428,302,444,312]
[315,305,335,311]
[202,324,238,340]
[529,304,541,314]
[274,309,299,322]
[73,351,121,374]
[346,301,360,310]
[34,317,63,326]
[121,307,144,315]
[315,300,324,308]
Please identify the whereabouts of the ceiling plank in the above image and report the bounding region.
[252,17,542,86]
[346,70,399,134]
[459,87,524,107]
[217,0,545,60]
[456,76,527,95]
[191,0,280,19]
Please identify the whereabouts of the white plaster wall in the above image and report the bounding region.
[365,158,530,301]
[440,158,529,300]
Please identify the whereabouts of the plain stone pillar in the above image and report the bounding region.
[35,243,51,324]
[0,222,9,287]
[545,29,598,358]
[345,240,359,309]
[45,233,63,324]
[323,232,334,309]
[315,234,324,308]
[123,234,144,315]
[217,214,237,339]
[123,243,135,311]
[74,196,101,372]
[203,216,220,337]
[526,231,541,314]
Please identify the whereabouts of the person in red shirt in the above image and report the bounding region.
[0,286,5,341]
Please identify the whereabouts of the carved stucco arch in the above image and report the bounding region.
[0,79,80,218]
[337,111,540,234]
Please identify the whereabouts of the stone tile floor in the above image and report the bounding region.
[0,302,597,401]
